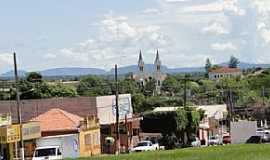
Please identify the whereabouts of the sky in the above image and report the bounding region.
[0,0,270,74]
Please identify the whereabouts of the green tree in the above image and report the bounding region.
[175,108,188,143]
[26,72,43,83]
[205,58,212,73]
[161,76,180,96]
[50,84,78,97]
[77,76,112,96]
[144,78,156,96]
[228,56,240,68]
[132,93,145,113]
[118,79,140,94]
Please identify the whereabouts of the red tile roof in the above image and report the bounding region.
[31,108,83,132]
[209,67,241,73]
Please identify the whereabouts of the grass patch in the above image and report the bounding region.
[74,144,270,160]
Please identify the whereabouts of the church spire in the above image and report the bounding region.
[154,49,161,72]
[155,49,160,63]
[139,50,143,62]
[138,50,144,72]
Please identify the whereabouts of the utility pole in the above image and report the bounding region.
[13,52,25,160]
[115,64,120,155]
[183,77,187,107]
[229,89,234,122]
[262,86,265,106]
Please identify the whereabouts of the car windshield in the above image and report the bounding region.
[35,148,56,157]
[191,137,197,141]
[137,142,149,147]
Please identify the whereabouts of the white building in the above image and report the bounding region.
[208,67,242,80]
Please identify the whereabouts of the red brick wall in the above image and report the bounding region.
[0,97,97,122]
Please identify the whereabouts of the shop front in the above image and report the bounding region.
[22,122,41,158]
[0,124,20,160]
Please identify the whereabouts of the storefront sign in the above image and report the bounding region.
[0,113,12,127]
[22,122,41,140]
[0,124,20,144]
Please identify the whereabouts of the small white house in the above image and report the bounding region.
[209,67,242,80]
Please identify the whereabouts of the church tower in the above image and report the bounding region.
[137,50,145,86]
[154,50,162,93]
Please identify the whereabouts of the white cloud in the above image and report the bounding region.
[142,8,161,15]
[202,21,229,35]
[252,1,270,45]
[252,0,270,14]
[165,0,190,2]
[46,15,169,69]
[0,53,13,65]
[211,42,238,51]
[182,1,223,13]
[223,0,246,16]
[260,29,270,44]
[0,53,13,73]
[44,53,56,59]
[182,0,245,16]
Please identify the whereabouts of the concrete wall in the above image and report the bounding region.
[96,94,133,125]
[230,120,257,144]
[209,72,242,80]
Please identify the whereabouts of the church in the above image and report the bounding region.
[132,50,167,93]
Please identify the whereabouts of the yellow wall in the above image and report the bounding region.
[0,124,20,144]
[79,128,101,157]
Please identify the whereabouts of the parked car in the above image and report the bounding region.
[262,130,270,142]
[33,134,79,160]
[131,141,159,152]
[256,128,265,137]
[222,136,231,144]
[33,146,62,160]
[255,128,270,142]
[191,137,201,147]
[246,136,263,144]
[208,135,222,145]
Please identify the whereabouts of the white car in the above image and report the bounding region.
[32,146,62,160]
[256,129,270,142]
[131,141,159,152]
[208,136,222,145]
[256,128,265,137]
[191,137,201,147]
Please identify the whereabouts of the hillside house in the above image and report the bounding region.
[208,67,242,80]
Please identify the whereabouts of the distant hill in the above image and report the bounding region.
[109,64,204,75]
[40,67,107,77]
[1,62,270,78]
[109,64,170,75]
[220,62,270,69]
[0,70,28,78]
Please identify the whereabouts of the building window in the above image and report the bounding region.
[133,129,139,136]
[85,134,91,145]
[101,126,111,135]
[140,66,144,72]
[95,133,100,145]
